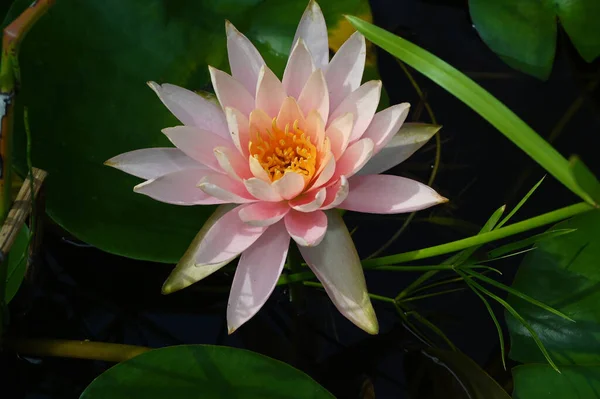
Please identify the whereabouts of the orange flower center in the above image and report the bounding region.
[249,118,317,182]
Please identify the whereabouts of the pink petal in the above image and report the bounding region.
[361,103,410,154]
[320,176,349,210]
[359,123,441,176]
[326,113,353,161]
[255,66,287,118]
[276,97,306,131]
[282,39,315,99]
[325,32,366,111]
[309,152,335,190]
[162,126,234,172]
[225,107,250,157]
[227,221,290,333]
[289,187,326,212]
[340,174,448,214]
[272,172,305,200]
[198,174,256,203]
[209,66,255,116]
[298,210,378,334]
[226,21,266,97]
[105,148,202,180]
[298,69,329,124]
[249,156,271,182]
[292,0,328,70]
[244,178,283,202]
[328,81,382,142]
[249,108,274,140]
[213,146,252,181]
[162,204,238,294]
[284,209,327,247]
[195,206,268,265]
[147,82,229,138]
[134,168,224,205]
[334,138,374,179]
[238,201,290,227]
[305,110,325,152]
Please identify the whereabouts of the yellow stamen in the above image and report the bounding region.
[249,118,317,182]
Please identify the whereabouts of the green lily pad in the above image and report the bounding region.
[5,225,29,303]
[506,210,600,397]
[513,364,600,399]
[80,345,334,399]
[6,0,374,262]
[469,0,600,80]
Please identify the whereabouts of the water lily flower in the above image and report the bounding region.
[106,1,447,335]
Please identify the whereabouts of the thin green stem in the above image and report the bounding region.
[401,287,466,303]
[362,203,592,268]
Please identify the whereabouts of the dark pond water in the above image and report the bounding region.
[2,0,599,398]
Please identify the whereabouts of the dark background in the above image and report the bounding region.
[2,0,599,397]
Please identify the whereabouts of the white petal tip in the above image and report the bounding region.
[438,195,450,204]
[227,326,237,335]
[358,306,379,335]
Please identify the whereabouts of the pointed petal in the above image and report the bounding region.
[309,153,335,190]
[195,205,268,265]
[134,168,223,205]
[105,148,202,180]
[283,39,315,98]
[340,174,448,214]
[198,174,256,203]
[255,65,287,118]
[326,113,353,161]
[272,172,305,200]
[162,204,238,294]
[293,0,328,70]
[276,97,305,131]
[321,175,349,210]
[284,209,327,247]
[214,146,252,181]
[226,21,266,96]
[334,138,374,179]
[298,210,378,334]
[244,178,283,202]
[298,69,329,124]
[162,126,234,172]
[148,82,229,138]
[358,123,441,176]
[289,187,326,212]
[227,221,289,333]
[305,111,325,152]
[362,103,410,154]
[238,201,290,227]
[225,107,250,157]
[209,66,255,116]
[248,156,271,182]
[249,108,273,138]
[325,32,366,111]
[329,81,382,142]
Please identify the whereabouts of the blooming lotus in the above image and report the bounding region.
[106,1,447,334]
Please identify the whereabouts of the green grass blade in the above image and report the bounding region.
[408,310,457,351]
[497,176,545,229]
[569,156,600,206]
[362,202,592,268]
[463,268,574,322]
[452,205,506,266]
[455,270,560,373]
[487,229,576,259]
[345,16,592,205]
[463,278,506,370]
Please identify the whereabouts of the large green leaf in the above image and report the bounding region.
[506,210,600,397]
[4,225,29,303]
[80,345,334,399]
[8,0,373,263]
[513,365,600,399]
[345,16,593,205]
[405,348,511,399]
[469,0,600,80]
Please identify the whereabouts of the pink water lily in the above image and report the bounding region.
[106,1,447,334]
